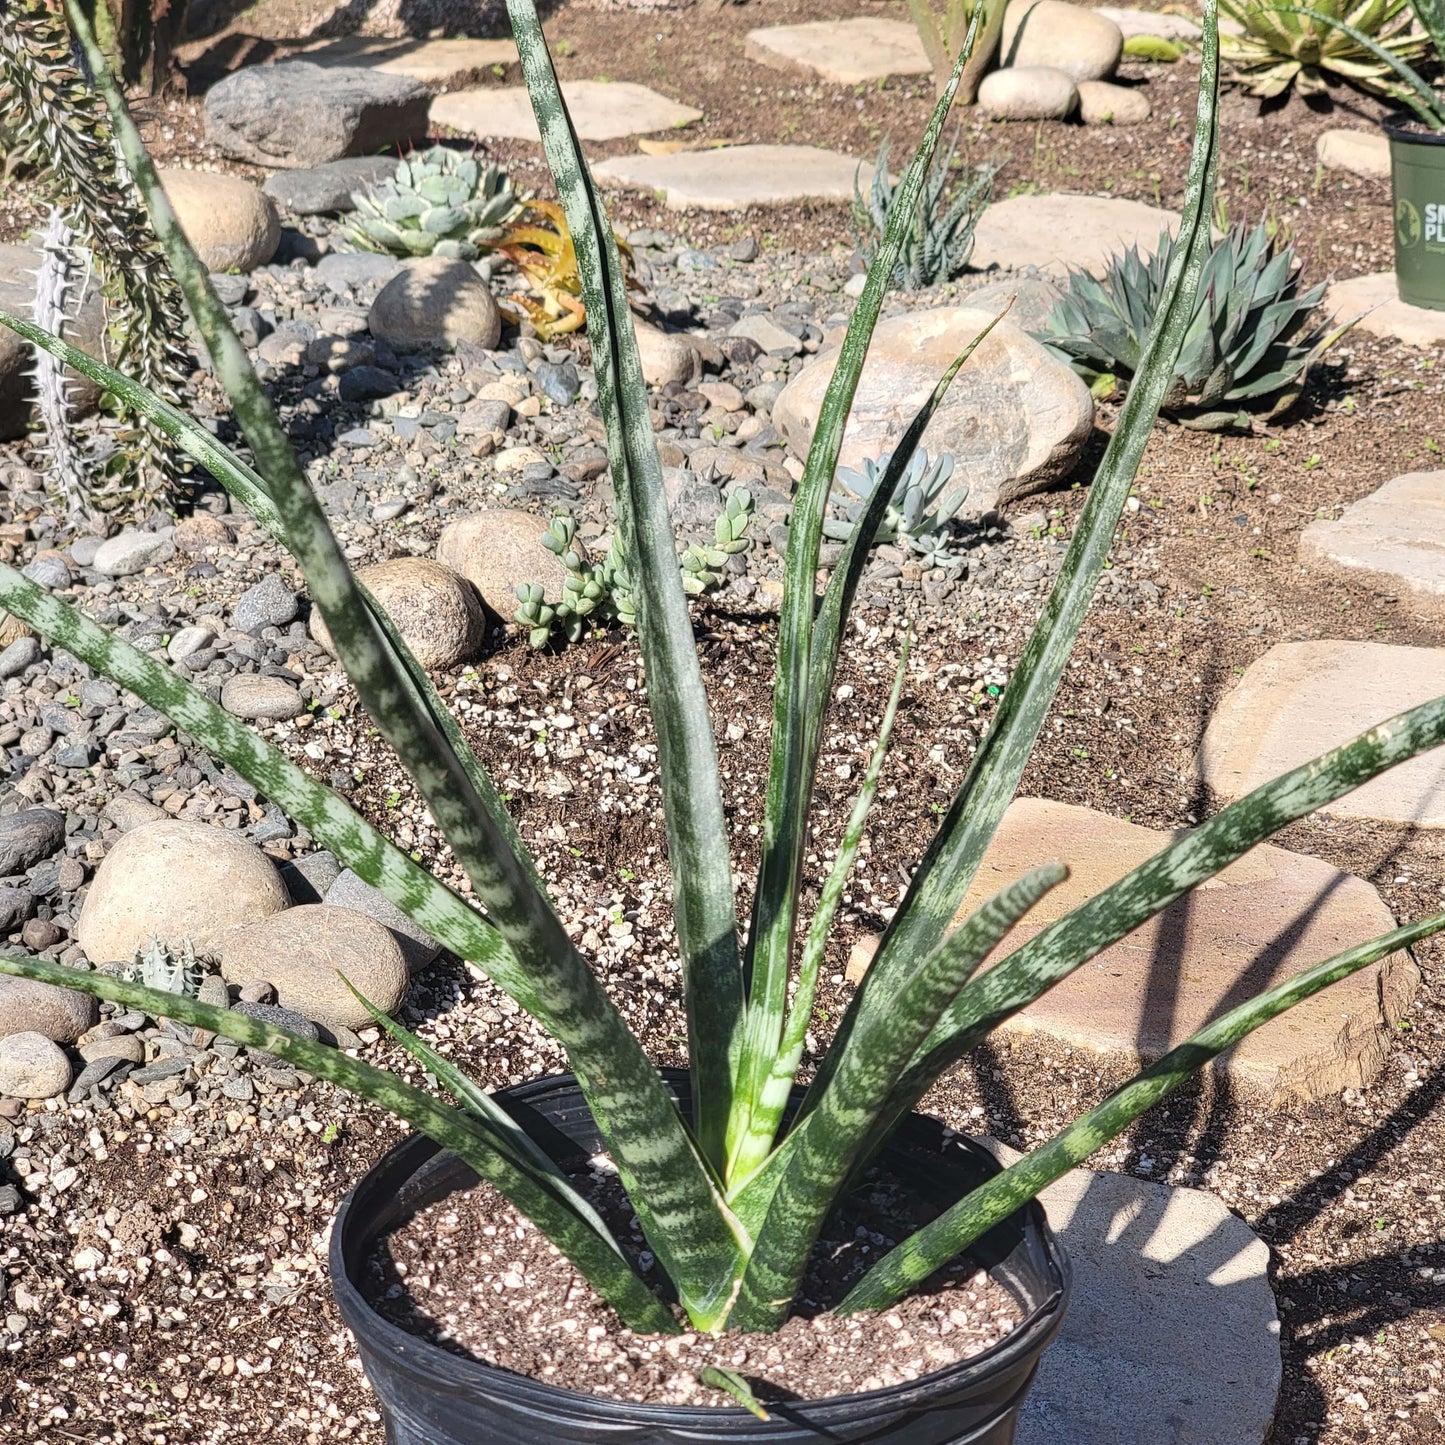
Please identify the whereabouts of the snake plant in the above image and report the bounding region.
[5,0,1445,1363]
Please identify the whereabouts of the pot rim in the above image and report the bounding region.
[1381,112,1445,146]
[329,1072,1072,1428]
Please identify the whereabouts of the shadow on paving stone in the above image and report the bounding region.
[996,1149,1282,1444]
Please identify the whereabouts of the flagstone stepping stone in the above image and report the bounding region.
[1298,470,1445,610]
[77,819,290,965]
[1316,127,1390,180]
[1094,6,1202,40]
[773,306,1093,509]
[433,81,700,144]
[948,798,1417,1101]
[1325,271,1445,347]
[595,143,876,212]
[204,62,430,169]
[971,193,1181,277]
[743,18,931,84]
[300,35,516,83]
[1200,641,1445,826]
[1009,1153,1279,1445]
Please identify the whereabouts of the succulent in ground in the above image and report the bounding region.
[1218,0,1428,98]
[852,132,999,291]
[119,937,207,1001]
[825,448,969,572]
[516,492,755,647]
[345,146,524,261]
[1034,220,1345,431]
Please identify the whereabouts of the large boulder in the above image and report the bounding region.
[219,904,410,1031]
[76,819,290,965]
[368,257,502,351]
[262,155,402,215]
[203,62,431,169]
[159,168,279,272]
[772,307,1094,512]
[1002,0,1124,81]
[437,509,575,617]
[0,242,106,442]
[310,557,484,669]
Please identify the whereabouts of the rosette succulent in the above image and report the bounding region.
[1035,220,1345,431]
[346,146,523,261]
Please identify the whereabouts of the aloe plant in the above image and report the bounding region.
[4,0,1445,1368]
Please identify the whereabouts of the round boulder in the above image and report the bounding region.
[436,509,575,617]
[368,257,502,351]
[76,819,290,965]
[1077,80,1151,126]
[159,168,281,273]
[309,557,484,669]
[1002,0,1123,81]
[634,322,703,388]
[218,904,410,1032]
[0,1031,72,1100]
[772,306,1094,514]
[978,66,1079,121]
[0,974,96,1042]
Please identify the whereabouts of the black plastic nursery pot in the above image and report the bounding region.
[330,1072,1071,1445]
[1384,115,1445,311]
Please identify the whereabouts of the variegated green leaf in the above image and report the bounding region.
[0,953,677,1335]
[731,5,989,1184]
[506,0,743,1182]
[839,909,1445,1314]
[814,3,1222,1107]
[730,863,1066,1330]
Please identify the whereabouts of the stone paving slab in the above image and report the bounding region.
[1201,640,1445,825]
[593,143,873,211]
[1002,1149,1280,1445]
[1326,271,1445,347]
[1299,470,1445,611]
[300,36,516,82]
[951,799,1417,1101]
[970,192,1183,277]
[1316,127,1390,180]
[743,18,931,84]
[432,81,700,143]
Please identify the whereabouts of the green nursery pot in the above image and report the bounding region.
[1385,116,1445,312]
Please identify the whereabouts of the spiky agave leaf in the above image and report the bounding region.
[1035,220,1343,431]
[852,131,1000,290]
[1218,0,1428,98]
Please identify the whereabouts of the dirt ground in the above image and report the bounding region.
[3,1,1445,1441]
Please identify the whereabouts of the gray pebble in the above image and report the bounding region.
[233,572,299,633]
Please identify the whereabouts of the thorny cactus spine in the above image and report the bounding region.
[0,0,191,514]
[120,937,207,1000]
[345,147,524,261]
[31,210,90,516]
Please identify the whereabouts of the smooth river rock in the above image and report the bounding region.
[368,257,502,351]
[77,819,289,964]
[978,67,1079,121]
[158,168,280,272]
[0,1032,72,1100]
[220,904,410,1031]
[436,509,575,617]
[1002,0,1124,81]
[0,975,96,1043]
